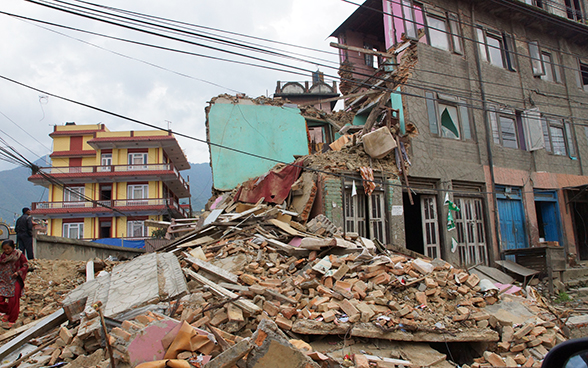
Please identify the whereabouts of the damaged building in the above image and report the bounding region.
[327,0,588,268]
[205,0,588,281]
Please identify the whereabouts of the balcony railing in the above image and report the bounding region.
[32,198,189,217]
[35,163,189,190]
[518,0,587,24]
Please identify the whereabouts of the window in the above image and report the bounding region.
[576,60,588,91]
[447,13,463,54]
[401,0,419,40]
[63,222,84,239]
[424,11,462,54]
[524,0,545,10]
[476,27,516,71]
[128,152,147,170]
[542,118,576,157]
[363,44,380,68]
[426,92,472,140]
[127,220,148,238]
[529,42,562,83]
[127,184,148,205]
[64,186,85,207]
[426,14,449,51]
[488,107,525,150]
[100,153,112,172]
[565,0,584,22]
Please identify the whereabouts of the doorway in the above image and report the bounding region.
[99,219,112,239]
[403,192,440,258]
[496,186,527,252]
[534,190,562,245]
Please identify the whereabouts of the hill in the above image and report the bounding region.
[0,161,212,225]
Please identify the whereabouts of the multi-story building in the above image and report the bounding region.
[331,0,588,266]
[28,123,191,240]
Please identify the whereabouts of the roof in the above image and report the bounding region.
[87,135,175,144]
[329,0,384,42]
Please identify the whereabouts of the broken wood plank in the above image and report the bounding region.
[261,236,309,257]
[183,253,239,284]
[267,218,305,237]
[291,320,499,342]
[0,308,67,360]
[183,268,261,315]
[330,42,394,58]
[0,318,41,343]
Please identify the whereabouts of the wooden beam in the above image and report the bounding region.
[330,42,394,59]
[183,253,239,284]
[297,90,380,107]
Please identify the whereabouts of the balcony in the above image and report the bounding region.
[31,197,189,218]
[28,163,190,197]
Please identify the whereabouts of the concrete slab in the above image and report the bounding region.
[104,253,160,317]
[563,268,588,282]
[157,253,188,299]
[484,297,536,325]
[566,315,588,328]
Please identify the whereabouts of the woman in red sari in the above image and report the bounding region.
[0,239,28,327]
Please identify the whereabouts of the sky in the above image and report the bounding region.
[0,0,357,171]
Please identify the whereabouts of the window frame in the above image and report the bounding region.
[488,107,526,150]
[63,222,84,239]
[541,117,576,157]
[529,42,563,83]
[400,0,420,41]
[424,10,462,54]
[577,59,588,92]
[565,0,584,22]
[425,92,473,141]
[128,152,148,169]
[63,186,85,206]
[476,27,517,71]
[127,220,148,238]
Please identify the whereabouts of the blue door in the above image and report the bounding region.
[540,202,559,242]
[497,186,527,251]
[534,190,562,246]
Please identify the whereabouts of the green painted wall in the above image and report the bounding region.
[208,102,309,191]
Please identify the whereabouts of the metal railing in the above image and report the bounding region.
[32,198,189,217]
[35,163,189,190]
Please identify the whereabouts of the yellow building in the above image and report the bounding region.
[29,123,191,240]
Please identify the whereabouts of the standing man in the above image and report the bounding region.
[15,208,35,260]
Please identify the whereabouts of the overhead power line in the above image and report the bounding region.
[0,72,579,198]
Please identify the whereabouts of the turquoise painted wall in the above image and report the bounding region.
[208,102,309,191]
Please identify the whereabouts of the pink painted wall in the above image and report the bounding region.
[385,0,425,46]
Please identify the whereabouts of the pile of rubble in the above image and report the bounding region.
[0,196,574,368]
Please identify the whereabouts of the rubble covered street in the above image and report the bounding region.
[0,138,586,368]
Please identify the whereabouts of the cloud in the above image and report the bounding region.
[0,0,356,171]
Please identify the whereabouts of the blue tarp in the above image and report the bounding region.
[92,238,145,249]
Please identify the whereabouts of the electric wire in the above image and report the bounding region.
[0,71,574,197]
[5,5,588,117]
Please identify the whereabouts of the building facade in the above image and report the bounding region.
[29,123,191,240]
[331,0,588,266]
